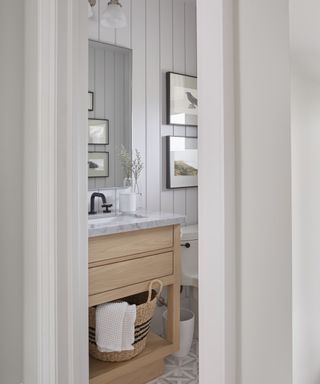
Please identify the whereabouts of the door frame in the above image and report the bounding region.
[197,0,236,383]
[24,0,88,383]
[23,0,236,383]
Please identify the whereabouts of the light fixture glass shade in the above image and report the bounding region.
[88,3,94,18]
[101,2,127,28]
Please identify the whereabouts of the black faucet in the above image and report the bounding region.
[89,192,113,215]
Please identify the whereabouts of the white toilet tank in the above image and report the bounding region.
[180,225,198,287]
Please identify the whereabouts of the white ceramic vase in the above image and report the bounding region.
[119,192,137,213]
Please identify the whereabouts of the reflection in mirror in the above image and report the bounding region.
[88,40,132,189]
[88,119,109,145]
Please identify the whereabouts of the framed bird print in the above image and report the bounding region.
[166,72,198,126]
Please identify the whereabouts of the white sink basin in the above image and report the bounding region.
[88,213,147,227]
[88,210,185,236]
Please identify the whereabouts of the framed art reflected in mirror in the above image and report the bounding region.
[88,91,94,112]
[88,119,109,145]
[88,152,109,178]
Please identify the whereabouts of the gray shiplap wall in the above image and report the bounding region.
[88,0,198,224]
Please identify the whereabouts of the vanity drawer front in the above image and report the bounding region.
[89,226,173,264]
[89,252,173,295]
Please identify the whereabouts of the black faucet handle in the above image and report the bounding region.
[101,203,113,213]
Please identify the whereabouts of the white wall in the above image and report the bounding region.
[291,66,320,384]
[88,0,198,224]
[236,1,292,383]
[0,1,24,383]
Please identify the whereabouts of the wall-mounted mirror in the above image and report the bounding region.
[88,40,132,189]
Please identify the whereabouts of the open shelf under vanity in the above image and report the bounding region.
[89,333,173,384]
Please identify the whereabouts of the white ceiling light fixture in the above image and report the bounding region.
[101,0,127,29]
[88,0,96,19]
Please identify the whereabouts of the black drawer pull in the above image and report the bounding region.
[181,242,191,248]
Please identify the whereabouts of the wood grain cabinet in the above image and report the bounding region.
[89,224,181,384]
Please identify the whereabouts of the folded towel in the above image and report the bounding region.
[95,301,136,353]
[96,302,127,352]
[122,303,137,351]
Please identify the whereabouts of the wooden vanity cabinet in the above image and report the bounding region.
[88,224,181,384]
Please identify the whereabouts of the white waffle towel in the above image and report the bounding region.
[95,302,136,353]
[121,304,137,350]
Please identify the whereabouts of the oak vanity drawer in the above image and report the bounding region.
[89,252,173,296]
[88,226,173,264]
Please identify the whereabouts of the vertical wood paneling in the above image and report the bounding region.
[94,48,106,189]
[173,1,186,74]
[94,48,105,118]
[104,50,115,188]
[146,0,161,211]
[185,1,197,78]
[88,0,198,223]
[115,0,131,48]
[88,46,95,120]
[173,0,187,216]
[160,0,174,214]
[132,0,146,207]
[88,177,96,190]
[88,45,96,190]
[114,52,124,186]
[123,53,132,168]
[160,0,173,126]
[185,2,198,224]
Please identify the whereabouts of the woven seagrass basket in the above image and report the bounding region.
[89,279,163,362]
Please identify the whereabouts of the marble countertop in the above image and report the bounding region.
[88,210,185,237]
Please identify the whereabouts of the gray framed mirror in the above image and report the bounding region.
[88,40,132,189]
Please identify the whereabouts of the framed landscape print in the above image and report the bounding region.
[88,91,94,111]
[88,152,109,178]
[166,136,198,189]
[166,72,198,126]
[88,119,109,145]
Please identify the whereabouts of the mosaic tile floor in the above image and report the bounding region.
[148,339,199,384]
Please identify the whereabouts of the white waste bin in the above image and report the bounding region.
[163,308,195,358]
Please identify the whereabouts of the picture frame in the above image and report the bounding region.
[88,152,109,178]
[88,118,109,145]
[88,91,94,112]
[166,136,198,189]
[166,72,198,126]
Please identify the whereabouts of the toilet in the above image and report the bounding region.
[181,224,198,288]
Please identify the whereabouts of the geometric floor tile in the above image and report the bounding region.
[147,340,199,384]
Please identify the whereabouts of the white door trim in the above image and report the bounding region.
[23,0,236,383]
[198,0,236,383]
[24,1,88,383]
